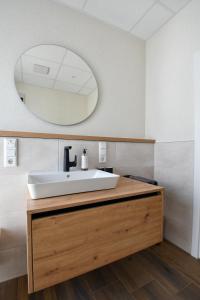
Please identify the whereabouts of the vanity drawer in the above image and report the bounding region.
[31,194,163,291]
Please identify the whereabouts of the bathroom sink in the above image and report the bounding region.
[27,169,120,200]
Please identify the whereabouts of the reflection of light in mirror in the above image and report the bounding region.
[14,44,98,125]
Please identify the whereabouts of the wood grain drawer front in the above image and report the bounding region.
[32,195,163,291]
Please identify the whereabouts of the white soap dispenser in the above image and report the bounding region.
[81,148,88,171]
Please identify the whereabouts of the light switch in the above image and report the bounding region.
[99,142,107,163]
[4,138,18,167]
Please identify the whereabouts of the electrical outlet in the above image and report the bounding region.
[4,138,18,167]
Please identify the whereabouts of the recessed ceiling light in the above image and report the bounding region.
[33,64,50,75]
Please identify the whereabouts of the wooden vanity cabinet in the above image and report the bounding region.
[27,178,164,293]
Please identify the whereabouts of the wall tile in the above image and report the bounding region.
[164,215,192,253]
[0,174,27,214]
[0,212,26,251]
[18,138,59,172]
[0,246,27,282]
[58,140,116,171]
[115,143,154,178]
[0,138,3,168]
[0,138,59,175]
[0,137,59,282]
[154,141,194,253]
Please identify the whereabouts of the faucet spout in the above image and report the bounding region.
[63,146,77,172]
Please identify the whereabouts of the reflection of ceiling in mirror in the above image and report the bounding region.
[14,45,97,96]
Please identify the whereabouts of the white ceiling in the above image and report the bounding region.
[15,45,97,96]
[52,0,191,40]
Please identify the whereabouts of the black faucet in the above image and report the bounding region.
[63,146,77,172]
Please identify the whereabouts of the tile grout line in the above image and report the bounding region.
[147,248,196,288]
[149,247,200,288]
[131,279,173,298]
[174,282,193,296]
[90,279,123,297]
[138,250,192,294]
[82,0,88,10]
[129,2,158,32]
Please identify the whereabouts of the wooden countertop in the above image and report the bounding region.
[27,177,164,215]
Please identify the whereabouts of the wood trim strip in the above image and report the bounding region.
[0,131,155,143]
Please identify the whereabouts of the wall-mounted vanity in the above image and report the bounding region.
[27,177,164,293]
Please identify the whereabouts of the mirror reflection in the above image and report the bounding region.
[14,45,98,125]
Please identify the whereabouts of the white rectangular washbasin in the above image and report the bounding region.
[28,169,120,200]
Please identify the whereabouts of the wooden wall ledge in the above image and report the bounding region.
[0,131,155,144]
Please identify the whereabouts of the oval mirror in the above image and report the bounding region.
[14,45,98,125]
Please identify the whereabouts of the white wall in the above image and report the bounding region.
[145,0,199,253]
[0,0,145,138]
[146,0,200,142]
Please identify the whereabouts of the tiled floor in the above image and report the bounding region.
[1,241,200,300]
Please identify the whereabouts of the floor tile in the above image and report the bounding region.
[137,251,190,294]
[94,280,135,300]
[132,280,173,300]
[176,284,200,300]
